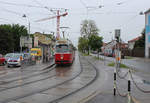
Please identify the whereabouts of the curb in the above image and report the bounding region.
[77,90,114,103]
[131,96,140,103]
[77,91,98,103]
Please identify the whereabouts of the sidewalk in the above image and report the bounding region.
[80,55,130,103]
[91,53,150,74]
[86,93,128,103]
[133,57,150,63]
[88,54,150,103]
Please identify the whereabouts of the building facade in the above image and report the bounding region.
[33,32,54,62]
[101,40,128,57]
[128,36,142,50]
[145,9,150,58]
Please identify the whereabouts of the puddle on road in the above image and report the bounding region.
[55,67,72,77]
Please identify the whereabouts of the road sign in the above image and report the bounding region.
[20,36,32,47]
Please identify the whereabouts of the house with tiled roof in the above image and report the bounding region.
[128,36,142,50]
[34,32,52,46]
[101,40,128,57]
[33,32,55,62]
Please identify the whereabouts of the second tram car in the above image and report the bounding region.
[55,39,75,64]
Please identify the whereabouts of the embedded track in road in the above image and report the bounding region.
[0,54,98,103]
[0,64,56,91]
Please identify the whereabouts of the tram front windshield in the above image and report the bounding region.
[56,44,69,53]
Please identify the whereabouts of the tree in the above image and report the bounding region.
[79,19,100,54]
[78,37,89,53]
[80,20,99,38]
[89,35,103,52]
[11,24,28,52]
[134,28,145,49]
[0,28,14,54]
[0,24,28,54]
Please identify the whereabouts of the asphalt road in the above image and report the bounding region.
[0,52,98,103]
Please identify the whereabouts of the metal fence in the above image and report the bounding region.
[122,48,145,57]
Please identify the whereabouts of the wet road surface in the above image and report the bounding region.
[88,54,150,103]
[0,52,98,103]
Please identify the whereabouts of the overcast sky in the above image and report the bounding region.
[0,0,150,46]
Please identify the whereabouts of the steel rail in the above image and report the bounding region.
[0,64,55,86]
[1,54,97,103]
[1,60,82,103]
[48,54,98,103]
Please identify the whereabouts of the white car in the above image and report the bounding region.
[7,53,23,67]
[4,53,14,63]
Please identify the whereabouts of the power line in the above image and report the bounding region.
[0,20,11,24]
[0,0,44,8]
[0,7,22,16]
[0,18,13,23]
[117,0,134,5]
[79,0,87,8]
[70,11,137,15]
[32,0,51,11]
[33,0,45,8]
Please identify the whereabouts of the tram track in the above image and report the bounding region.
[0,64,55,86]
[0,63,55,81]
[0,54,98,103]
[0,64,82,103]
[47,55,99,103]
[0,64,56,92]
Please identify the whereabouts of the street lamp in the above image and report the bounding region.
[139,11,144,15]
[22,14,31,52]
[22,14,30,37]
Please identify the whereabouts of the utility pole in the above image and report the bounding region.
[114,29,121,96]
[22,14,31,52]
[23,14,30,38]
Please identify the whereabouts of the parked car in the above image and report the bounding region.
[7,53,24,67]
[0,54,6,65]
[7,53,31,67]
[4,53,14,63]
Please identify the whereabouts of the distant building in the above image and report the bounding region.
[20,36,32,52]
[33,32,54,62]
[101,40,128,57]
[145,9,150,58]
[101,43,107,53]
[128,36,142,50]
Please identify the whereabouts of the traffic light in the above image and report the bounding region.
[115,29,120,43]
[116,36,119,43]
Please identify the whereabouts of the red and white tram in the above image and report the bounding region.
[55,39,75,64]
